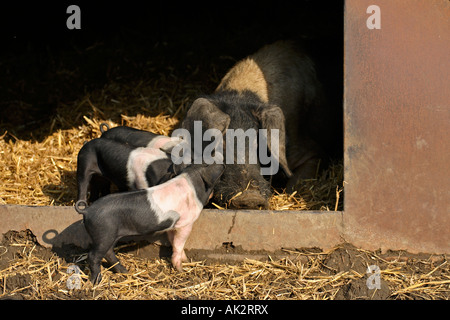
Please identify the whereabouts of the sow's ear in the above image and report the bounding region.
[253,105,292,178]
[182,98,231,134]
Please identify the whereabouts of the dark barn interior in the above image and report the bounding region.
[0,0,344,208]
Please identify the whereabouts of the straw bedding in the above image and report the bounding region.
[0,230,448,300]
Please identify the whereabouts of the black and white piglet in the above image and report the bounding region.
[76,137,184,202]
[75,163,225,283]
[100,124,181,151]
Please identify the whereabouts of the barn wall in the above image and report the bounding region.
[343,0,450,253]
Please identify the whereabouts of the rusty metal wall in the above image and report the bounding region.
[344,0,450,253]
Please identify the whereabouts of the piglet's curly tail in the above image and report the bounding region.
[75,200,89,215]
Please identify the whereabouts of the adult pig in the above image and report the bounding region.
[181,40,332,209]
[76,138,183,202]
[75,163,225,283]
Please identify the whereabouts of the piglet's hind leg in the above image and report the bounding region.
[170,225,193,272]
[88,249,103,284]
[87,237,118,283]
[167,230,188,262]
[104,246,128,274]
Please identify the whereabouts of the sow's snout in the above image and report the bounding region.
[213,164,271,209]
[230,189,268,209]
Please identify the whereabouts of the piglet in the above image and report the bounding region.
[75,163,225,283]
[76,138,184,202]
[100,124,181,151]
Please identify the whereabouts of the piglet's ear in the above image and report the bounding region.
[172,162,188,175]
[159,137,183,153]
[199,164,225,189]
[182,98,230,135]
[253,105,292,178]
